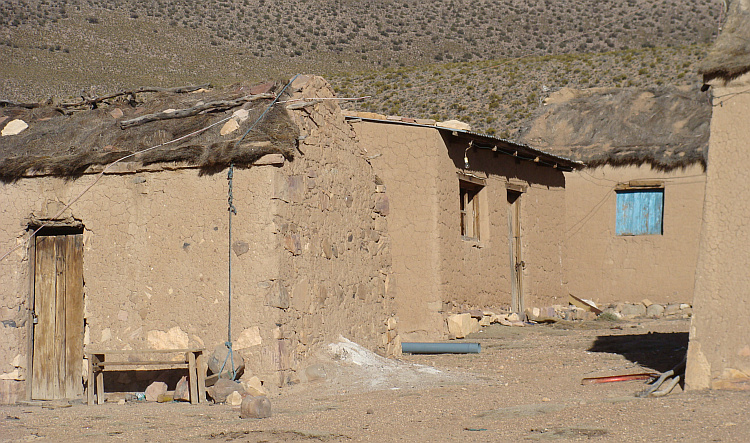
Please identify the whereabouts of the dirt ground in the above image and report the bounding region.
[2,317,749,442]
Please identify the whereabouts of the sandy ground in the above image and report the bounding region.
[2,317,749,442]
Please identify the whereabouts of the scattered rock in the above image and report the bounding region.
[220,118,240,135]
[226,391,243,406]
[241,376,267,396]
[646,303,665,318]
[145,381,168,402]
[437,119,471,131]
[240,395,272,419]
[208,344,245,378]
[447,313,480,339]
[207,378,245,403]
[1,119,28,136]
[641,298,654,307]
[619,303,647,318]
[664,303,682,316]
[174,376,190,402]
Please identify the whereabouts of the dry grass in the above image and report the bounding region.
[0,0,721,137]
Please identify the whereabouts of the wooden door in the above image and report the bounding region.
[31,234,84,400]
[507,191,524,315]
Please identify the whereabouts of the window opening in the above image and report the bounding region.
[615,188,664,236]
[460,180,483,240]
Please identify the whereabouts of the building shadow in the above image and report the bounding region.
[588,332,688,373]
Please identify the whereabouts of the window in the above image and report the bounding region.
[615,188,664,235]
[459,178,484,240]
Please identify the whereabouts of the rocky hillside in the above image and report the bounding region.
[330,45,710,137]
[0,0,721,135]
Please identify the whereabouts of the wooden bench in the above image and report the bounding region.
[85,349,206,405]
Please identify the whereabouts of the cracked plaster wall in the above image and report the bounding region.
[0,164,280,402]
[564,165,705,305]
[687,72,750,391]
[361,121,568,340]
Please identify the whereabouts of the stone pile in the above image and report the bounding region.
[447,310,524,338]
[447,299,693,336]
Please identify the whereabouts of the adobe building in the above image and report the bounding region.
[0,75,580,404]
[348,114,580,340]
[0,76,398,403]
[522,86,709,306]
[686,0,750,390]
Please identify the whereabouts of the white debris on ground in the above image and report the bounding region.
[321,336,460,391]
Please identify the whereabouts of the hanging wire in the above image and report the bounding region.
[220,74,301,380]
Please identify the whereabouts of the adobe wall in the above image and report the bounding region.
[265,76,396,386]
[440,139,568,312]
[564,165,705,305]
[0,75,396,402]
[359,122,567,340]
[0,165,280,403]
[353,123,445,341]
[686,73,750,390]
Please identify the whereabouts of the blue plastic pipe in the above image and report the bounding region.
[401,342,481,354]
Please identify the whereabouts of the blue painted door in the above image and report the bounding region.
[616,189,664,235]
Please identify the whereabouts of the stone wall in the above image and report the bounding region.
[686,72,750,390]
[564,165,705,305]
[260,75,396,386]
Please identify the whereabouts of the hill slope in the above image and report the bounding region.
[1,0,720,135]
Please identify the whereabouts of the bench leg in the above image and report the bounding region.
[188,352,198,405]
[196,351,207,404]
[87,357,94,406]
[96,370,104,405]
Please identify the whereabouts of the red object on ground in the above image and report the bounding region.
[581,373,659,385]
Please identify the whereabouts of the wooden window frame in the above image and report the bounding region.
[459,176,485,241]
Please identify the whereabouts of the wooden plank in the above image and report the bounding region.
[84,348,203,354]
[196,351,206,404]
[32,236,56,400]
[508,206,517,314]
[95,361,190,368]
[64,235,84,398]
[188,352,198,405]
[87,356,95,405]
[95,354,104,405]
[26,233,36,402]
[53,236,66,399]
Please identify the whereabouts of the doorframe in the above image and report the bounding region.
[26,223,85,401]
[507,184,526,316]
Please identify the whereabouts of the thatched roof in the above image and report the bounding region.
[0,82,299,183]
[519,86,710,171]
[700,0,750,83]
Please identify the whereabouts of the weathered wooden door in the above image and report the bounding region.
[31,234,84,400]
[507,190,524,315]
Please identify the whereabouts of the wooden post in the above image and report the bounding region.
[86,355,94,406]
[95,353,104,405]
[188,351,198,405]
[196,350,207,404]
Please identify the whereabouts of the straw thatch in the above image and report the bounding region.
[519,86,710,171]
[0,82,299,183]
[699,0,750,83]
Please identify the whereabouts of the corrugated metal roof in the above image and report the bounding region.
[344,114,583,172]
